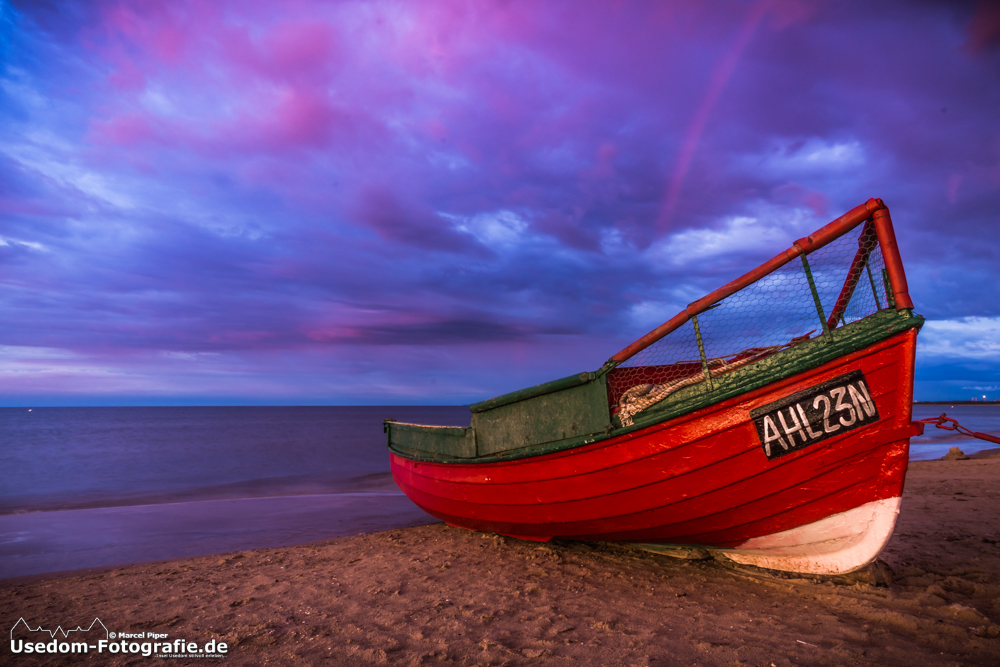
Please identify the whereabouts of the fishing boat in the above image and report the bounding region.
[385,198,924,575]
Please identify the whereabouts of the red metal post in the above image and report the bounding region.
[825,221,877,329]
[871,207,914,310]
[684,247,803,317]
[794,198,883,253]
[688,199,883,317]
[610,311,691,363]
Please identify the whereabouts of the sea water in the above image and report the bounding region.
[910,404,1000,460]
[0,406,469,578]
[1,405,997,579]
[0,406,470,513]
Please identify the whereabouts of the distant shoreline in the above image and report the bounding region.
[914,401,1000,405]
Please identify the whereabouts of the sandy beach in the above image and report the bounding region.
[3,453,999,666]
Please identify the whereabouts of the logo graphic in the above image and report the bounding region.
[11,617,109,642]
[10,618,108,656]
[9,618,229,658]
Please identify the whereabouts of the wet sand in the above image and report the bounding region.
[0,473,440,580]
[3,456,999,666]
[0,491,436,580]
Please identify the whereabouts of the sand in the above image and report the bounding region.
[3,456,999,666]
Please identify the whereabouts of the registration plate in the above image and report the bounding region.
[750,370,879,460]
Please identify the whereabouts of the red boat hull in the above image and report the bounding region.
[390,329,917,549]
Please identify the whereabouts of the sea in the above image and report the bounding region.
[0,406,469,579]
[1,405,998,579]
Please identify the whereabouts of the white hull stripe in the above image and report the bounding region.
[716,496,902,575]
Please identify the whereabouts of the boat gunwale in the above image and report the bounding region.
[387,309,923,464]
[394,339,915,488]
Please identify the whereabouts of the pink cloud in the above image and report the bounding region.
[6,0,1000,405]
[89,112,157,146]
[244,90,339,148]
[267,21,340,76]
[107,57,146,90]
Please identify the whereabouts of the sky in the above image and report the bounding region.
[1,0,999,406]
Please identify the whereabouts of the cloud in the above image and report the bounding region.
[352,187,477,252]
[1,0,998,404]
[446,209,531,248]
[306,316,576,346]
[753,139,866,174]
[0,235,47,251]
[919,317,1000,360]
[648,214,791,266]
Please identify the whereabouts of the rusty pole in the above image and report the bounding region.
[871,207,914,310]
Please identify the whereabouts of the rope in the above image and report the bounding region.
[915,413,1000,445]
[617,342,790,427]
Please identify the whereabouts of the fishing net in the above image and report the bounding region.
[609,222,891,426]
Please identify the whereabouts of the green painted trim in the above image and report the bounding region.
[385,420,477,458]
[800,253,831,339]
[470,371,592,413]
[391,426,609,464]
[692,314,713,391]
[866,262,883,311]
[882,269,895,308]
[384,421,472,437]
[469,360,618,413]
[472,373,610,455]
[388,309,923,464]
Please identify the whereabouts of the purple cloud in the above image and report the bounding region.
[2,0,999,404]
